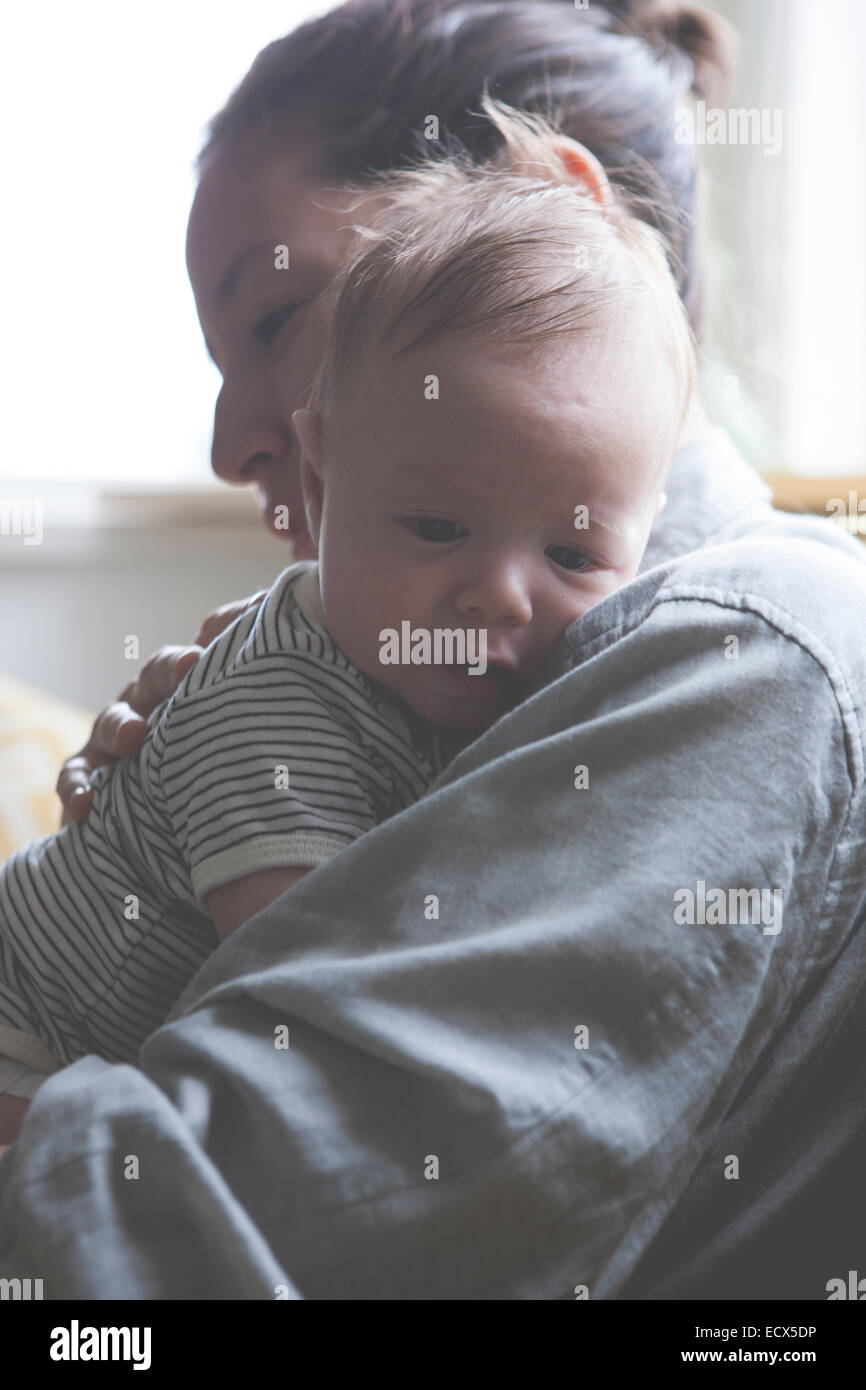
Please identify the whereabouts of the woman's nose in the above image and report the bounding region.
[210,380,291,487]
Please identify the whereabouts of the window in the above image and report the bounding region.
[4,2,864,489]
[704,0,866,476]
[1,1,326,487]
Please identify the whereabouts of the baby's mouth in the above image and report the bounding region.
[452,662,523,697]
[458,660,515,676]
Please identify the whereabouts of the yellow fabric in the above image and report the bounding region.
[0,674,93,859]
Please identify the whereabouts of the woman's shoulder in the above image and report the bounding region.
[658,458,866,666]
[552,516,866,702]
[638,424,866,645]
[640,426,775,572]
[527,471,866,775]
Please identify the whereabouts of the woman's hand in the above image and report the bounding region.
[56,590,268,824]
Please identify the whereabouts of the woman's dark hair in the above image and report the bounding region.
[199,0,737,337]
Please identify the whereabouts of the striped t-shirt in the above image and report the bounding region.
[0,562,447,1077]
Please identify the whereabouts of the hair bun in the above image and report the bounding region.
[596,0,739,105]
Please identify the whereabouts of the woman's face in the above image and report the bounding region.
[186,137,359,556]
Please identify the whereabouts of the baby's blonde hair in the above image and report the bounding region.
[307,93,696,426]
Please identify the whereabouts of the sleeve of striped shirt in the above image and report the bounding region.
[153,661,393,904]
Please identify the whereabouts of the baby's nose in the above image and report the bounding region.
[453,562,533,626]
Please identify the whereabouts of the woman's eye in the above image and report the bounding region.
[546,545,593,573]
[252,302,303,349]
[405,518,468,543]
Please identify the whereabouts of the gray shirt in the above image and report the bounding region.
[2,426,866,1300]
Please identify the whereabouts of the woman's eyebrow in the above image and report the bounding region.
[217,242,275,306]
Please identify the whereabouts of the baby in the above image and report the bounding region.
[0,99,694,1122]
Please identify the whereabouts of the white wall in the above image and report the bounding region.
[0,516,292,713]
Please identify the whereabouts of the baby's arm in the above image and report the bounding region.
[206,866,312,944]
[0,870,311,1155]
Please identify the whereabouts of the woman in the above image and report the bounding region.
[3,0,866,1301]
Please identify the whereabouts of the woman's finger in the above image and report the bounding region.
[55,603,263,825]
[173,646,204,683]
[194,590,268,649]
[57,757,97,824]
[55,706,147,823]
[91,703,151,757]
[127,646,202,716]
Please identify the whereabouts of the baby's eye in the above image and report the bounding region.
[404,518,468,543]
[546,544,593,573]
[252,302,306,349]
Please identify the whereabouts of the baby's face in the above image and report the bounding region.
[299,321,679,731]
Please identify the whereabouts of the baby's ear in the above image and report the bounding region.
[548,138,613,210]
[503,135,612,210]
